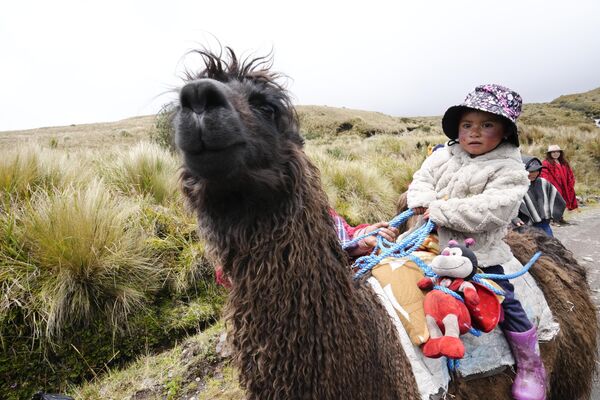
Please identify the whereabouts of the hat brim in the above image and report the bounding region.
[526,166,543,172]
[442,105,519,147]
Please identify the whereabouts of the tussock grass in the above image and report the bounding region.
[0,145,91,203]
[99,142,179,205]
[11,180,159,338]
[142,203,217,296]
[0,213,37,329]
[306,134,436,224]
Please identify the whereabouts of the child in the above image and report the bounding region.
[407,84,545,400]
[541,144,578,212]
[513,155,566,237]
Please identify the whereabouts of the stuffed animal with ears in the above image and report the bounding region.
[417,238,501,359]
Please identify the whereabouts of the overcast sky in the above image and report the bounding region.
[1,0,599,132]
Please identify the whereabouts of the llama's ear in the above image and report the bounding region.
[448,240,459,247]
[464,238,475,247]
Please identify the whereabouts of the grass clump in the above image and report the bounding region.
[142,204,217,296]
[309,147,398,225]
[0,145,92,204]
[99,142,179,205]
[0,147,40,201]
[11,180,159,338]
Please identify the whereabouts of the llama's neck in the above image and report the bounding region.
[191,150,349,279]
[182,151,418,399]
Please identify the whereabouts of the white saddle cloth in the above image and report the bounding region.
[368,256,560,400]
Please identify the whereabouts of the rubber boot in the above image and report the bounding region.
[504,327,547,400]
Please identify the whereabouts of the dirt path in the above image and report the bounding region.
[552,205,600,300]
[551,204,600,399]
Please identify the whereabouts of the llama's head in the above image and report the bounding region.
[174,48,302,188]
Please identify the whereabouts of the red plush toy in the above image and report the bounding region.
[417,238,502,359]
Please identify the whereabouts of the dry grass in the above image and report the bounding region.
[98,142,180,205]
[0,115,155,151]
[3,180,160,339]
[0,145,93,203]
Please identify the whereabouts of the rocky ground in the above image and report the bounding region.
[552,204,600,399]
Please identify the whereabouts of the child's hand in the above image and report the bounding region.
[423,209,430,220]
[412,207,431,220]
[358,222,399,249]
[412,207,428,215]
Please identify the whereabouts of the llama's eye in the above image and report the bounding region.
[257,103,277,120]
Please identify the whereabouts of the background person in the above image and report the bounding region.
[541,144,578,214]
[513,156,566,237]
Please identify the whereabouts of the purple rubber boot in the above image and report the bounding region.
[504,327,547,400]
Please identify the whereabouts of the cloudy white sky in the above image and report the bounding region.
[1,0,599,131]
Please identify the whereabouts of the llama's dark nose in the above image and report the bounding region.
[180,80,229,115]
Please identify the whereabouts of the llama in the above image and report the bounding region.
[174,48,597,400]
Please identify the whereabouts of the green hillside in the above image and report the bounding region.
[552,87,600,118]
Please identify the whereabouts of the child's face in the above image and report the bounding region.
[528,170,540,181]
[457,110,505,156]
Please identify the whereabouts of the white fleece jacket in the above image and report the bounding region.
[407,142,529,267]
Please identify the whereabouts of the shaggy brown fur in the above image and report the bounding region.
[397,193,598,399]
[175,48,597,400]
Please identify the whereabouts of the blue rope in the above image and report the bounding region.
[474,251,542,281]
[352,214,435,280]
[408,254,436,277]
[471,251,542,296]
[343,209,415,251]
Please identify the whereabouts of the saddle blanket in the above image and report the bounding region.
[368,256,559,400]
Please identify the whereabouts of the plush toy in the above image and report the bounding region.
[417,238,502,359]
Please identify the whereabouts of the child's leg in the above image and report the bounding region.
[485,265,533,332]
[487,264,546,400]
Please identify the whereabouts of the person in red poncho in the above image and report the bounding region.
[541,144,578,212]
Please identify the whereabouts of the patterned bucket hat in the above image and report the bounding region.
[442,84,523,146]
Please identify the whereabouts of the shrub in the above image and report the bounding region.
[150,104,177,151]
